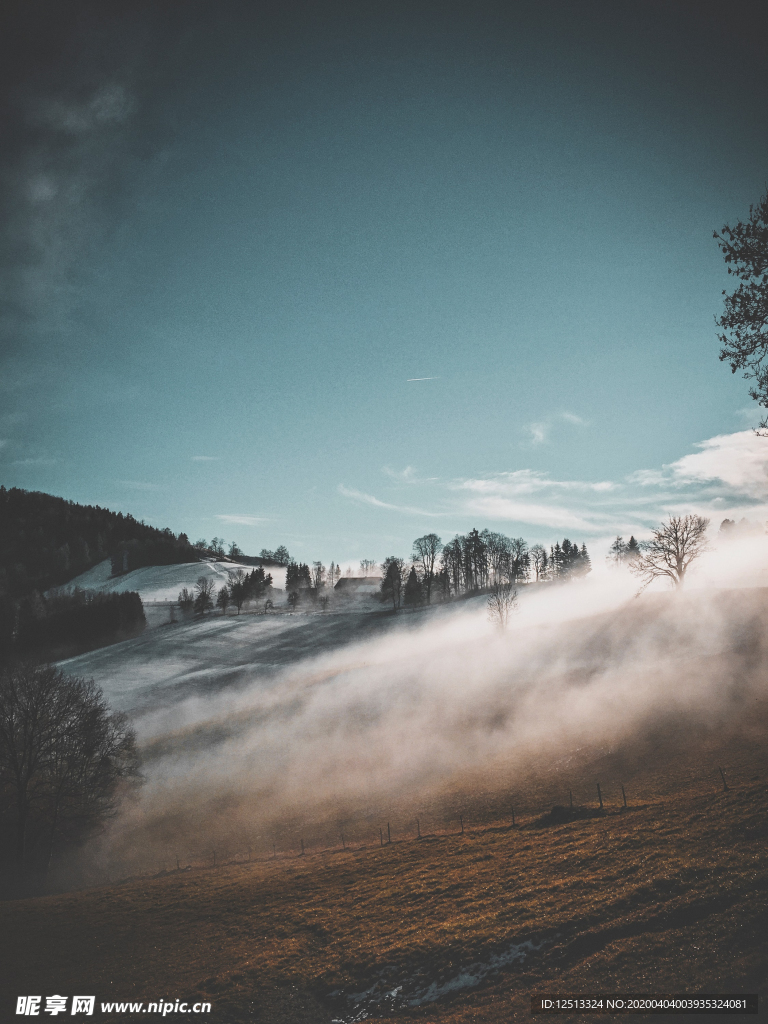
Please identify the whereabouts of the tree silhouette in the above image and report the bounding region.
[715,190,768,426]
[630,515,709,591]
[0,665,139,892]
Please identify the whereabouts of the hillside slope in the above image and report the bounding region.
[2,720,765,1024]
[57,558,288,604]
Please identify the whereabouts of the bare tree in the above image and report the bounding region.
[311,561,326,590]
[529,544,547,581]
[209,537,225,557]
[412,534,442,603]
[216,585,231,614]
[194,575,216,614]
[359,559,377,576]
[0,664,139,890]
[483,531,511,584]
[487,580,518,630]
[629,515,710,591]
[506,537,528,583]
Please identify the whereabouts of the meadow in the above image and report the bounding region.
[2,710,766,1023]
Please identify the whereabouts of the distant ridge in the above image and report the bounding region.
[0,485,197,598]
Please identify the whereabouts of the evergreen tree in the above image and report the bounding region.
[440,537,463,595]
[380,556,405,610]
[403,566,423,608]
[608,536,627,566]
[229,569,247,612]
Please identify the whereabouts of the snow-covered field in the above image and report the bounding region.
[54,558,287,602]
[59,606,404,716]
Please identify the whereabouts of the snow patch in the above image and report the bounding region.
[51,559,287,602]
[330,939,543,1021]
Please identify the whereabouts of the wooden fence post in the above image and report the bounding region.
[718,766,729,792]
[380,828,384,848]
[621,784,627,808]
[597,782,603,810]
[460,814,464,835]
[416,818,421,839]
[387,822,391,844]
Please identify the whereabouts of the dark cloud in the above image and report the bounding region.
[0,2,186,355]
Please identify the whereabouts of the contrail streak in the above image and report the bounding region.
[407,377,439,382]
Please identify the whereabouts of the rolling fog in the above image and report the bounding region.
[61,536,768,874]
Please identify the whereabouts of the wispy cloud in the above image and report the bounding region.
[523,421,548,445]
[734,406,761,424]
[522,412,588,446]
[461,495,601,532]
[215,514,266,526]
[561,411,587,426]
[12,457,57,466]
[191,455,218,462]
[31,84,134,135]
[338,485,443,517]
[382,465,438,484]
[455,470,615,497]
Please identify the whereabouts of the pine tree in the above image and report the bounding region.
[403,566,423,607]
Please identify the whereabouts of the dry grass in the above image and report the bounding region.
[2,725,766,1023]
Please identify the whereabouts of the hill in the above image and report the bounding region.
[0,486,198,599]
[57,558,288,605]
[0,486,202,660]
[4,580,767,1019]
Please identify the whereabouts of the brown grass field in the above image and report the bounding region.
[2,718,766,1023]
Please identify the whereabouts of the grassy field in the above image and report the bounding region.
[3,722,766,1024]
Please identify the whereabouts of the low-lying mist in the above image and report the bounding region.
[100,537,768,876]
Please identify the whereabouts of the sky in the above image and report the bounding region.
[2,0,768,567]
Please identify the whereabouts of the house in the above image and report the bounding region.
[333,576,383,599]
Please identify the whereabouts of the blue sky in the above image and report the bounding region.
[2,1,768,565]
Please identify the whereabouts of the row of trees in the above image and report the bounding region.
[179,567,273,615]
[13,589,145,659]
[380,531,592,610]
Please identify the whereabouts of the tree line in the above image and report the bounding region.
[0,487,198,664]
[179,566,273,616]
[380,531,592,611]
